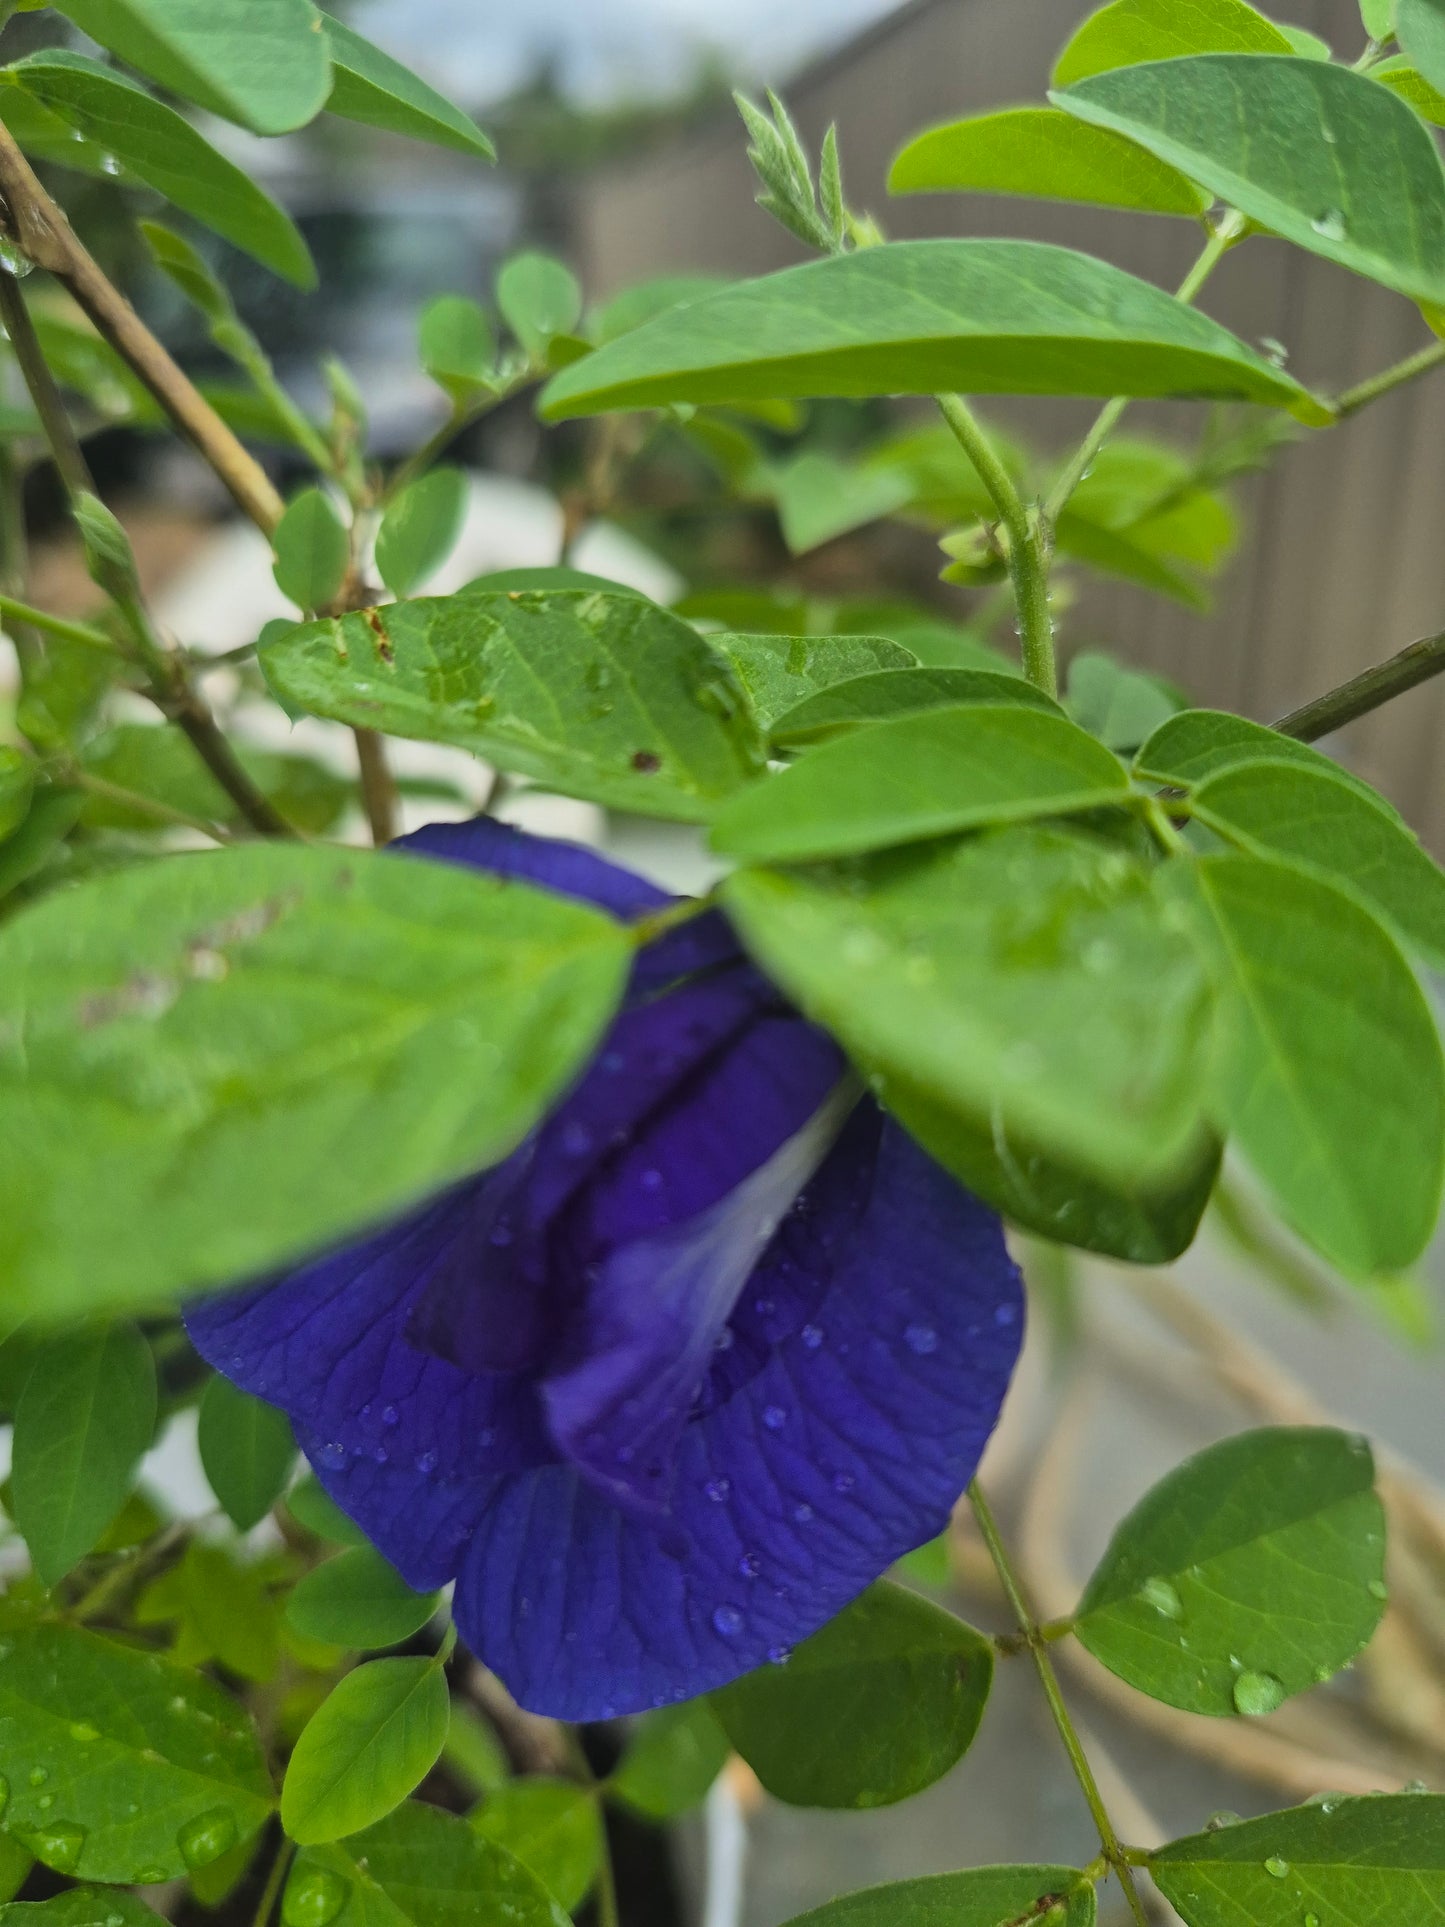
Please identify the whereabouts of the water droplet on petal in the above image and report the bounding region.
[415,1450,438,1474]
[713,1327,735,1353]
[489,1224,513,1248]
[381,1406,399,1428]
[763,1405,788,1431]
[316,1442,347,1471]
[562,1121,594,1158]
[178,1807,238,1871]
[738,1553,761,1579]
[705,1478,731,1503]
[1233,1671,1286,1717]
[833,1473,856,1494]
[800,1323,824,1351]
[712,1605,744,1638]
[640,1168,663,1193]
[904,1324,939,1356]
[283,1868,352,1927]
[767,1644,792,1666]
[792,1503,814,1524]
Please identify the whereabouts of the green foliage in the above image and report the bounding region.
[0,1622,274,1880]
[777,1870,1098,1927]
[469,1781,602,1913]
[272,491,350,613]
[260,591,765,820]
[1075,1428,1387,1715]
[540,241,1325,423]
[890,106,1211,215]
[418,298,496,403]
[285,1477,370,1548]
[0,844,632,1317]
[4,55,314,286]
[197,1377,297,1532]
[1052,0,1293,85]
[1150,1794,1445,1924]
[281,1659,450,1844]
[55,0,333,136]
[711,1583,994,1808]
[286,1548,441,1651]
[1055,55,1445,305]
[319,14,496,161]
[375,469,470,598]
[710,632,917,736]
[10,1325,157,1585]
[770,666,1057,747]
[1398,0,1445,94]
[607,1702,732,1820]
[724,827,1215,1192]
[495,254,583,360]
[0,751,34,843]
[0,1891,166,1927]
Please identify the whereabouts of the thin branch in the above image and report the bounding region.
[353,725,400,846]
[0,591,116,655]
[1273,629,1445,742]
[1335,339,1445,420]
[0,122,285,533]
[68,767,234,843]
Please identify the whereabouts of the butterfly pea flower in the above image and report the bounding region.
[188,819,1024,1720]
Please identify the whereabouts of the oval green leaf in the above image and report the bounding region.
[1134,707,1395,809]
[724,826,1215,1192]
[57,0,332,136]
[778,1868,1097,1927]
[1076,1427,1386,1717]
[273,489,350,613]
[287,1546,441,1651]
[607,1703,731,1821]
[375,467,470,599]
[11,1325,157,1586]
[1162,852,1445,1273]
[0,1891,166,1927]
[1190,757,1445,970]
[321,15,495,161]
[890,106,1210,215]
[770,666,1056,747]
[713,705,1130,862]
[710,1583,993,1809]
[1053,0,1294,86]
[469,1781,601,1914]
[0,1622,274,1882]
[7,55,314,286]
[281,1658,450,1845]
[540,240,1325,423]
[0,843,631,1319]
[285,1476,369,1548]
[1055,55,1445,306]
[497,253,583,359]
[1374,54,1445,126]
[197,1377,297,1532]
[1151,1793,1445,1925]
[1399,0,1445,95]
[285,1801,570,1927]
[260,591,765,821]
[710,632,918,737]
[0,750,34,844]
[419,296,496,401]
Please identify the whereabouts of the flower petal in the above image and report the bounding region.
[451,1117,1024,1719]
[397,816,671,921]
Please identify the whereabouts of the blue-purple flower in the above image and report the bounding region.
[188,819,1023,1720]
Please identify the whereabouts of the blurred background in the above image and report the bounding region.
[4,4,1445,1924]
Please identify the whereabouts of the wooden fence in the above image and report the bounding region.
[574,0,1445,840]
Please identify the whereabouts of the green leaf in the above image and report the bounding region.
[285,1476,369,1547]
[0,1622,274,1881]
[607,1703,731,1821]
[0,751,34,844]
[710,1583,993,1810]
[281,1658,450,1845]
[1076,1427,1386,1716]
[1054,56,1445,307]
[540,240,1325,424]
[770,667,1056,748]
[260,591,765,821]
[770,452,917,554]
[0,789,83,904]
[0,843,631,1319]
[469,1782,601,1914]
[198,1378,297,1531]
[1374,54,1445,125]
[886,1072,1220,1264]
[1362,0,1397,35]
[1064,650,1184,752]
[285,1801,569,1927]
[496,254,583,359]
[1135,707,1397,809]
[1152,1793,1445,1925]
[709,632,917,736]
[712,705,1130,862]
[1189,758,1445,970]
[0,1834,33,1904]
[1054,510,1210,608]
[56,0,332,136]
[273,490,350,613]
[287,1546,441,1651]
[723,826,1215,1192]
[1163,854,1445,1272]
[375,468,469,598]
[6,55,314,286]
[179,1543,282,1684]
[1399,0,1445,94]
[890,106,1210,216]
[80,724,355,838]
[1053,0,1293,86]
[320,14,494,160]
[776,1868,1097,1927]
[10,1325,156,1586]
[419,296,496,401]
[1279,24,1333,57]
[0,1890,166,1927]
[593,275,726,344]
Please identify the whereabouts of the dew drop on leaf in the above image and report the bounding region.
[1233,1670,1286,1717]
[178,1805,239,1870]
[22,1821,86,1873]
[283,1868,352,1927]
[0,1775,9,1821]
[1139,1577,1184,1621]
[1263,1856,1289,1879]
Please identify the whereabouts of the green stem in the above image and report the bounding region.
[251,1836,296,1927]
[1272,627,1445,742]
[969,1481,1151,1927]
[560,1727,620,1927]
[1334,340,1445,419]
[382,377,531,506]
[1043,210,1247,526]
[65,766,234,842]
[937,393,1056,696]
[0,592,116,655]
